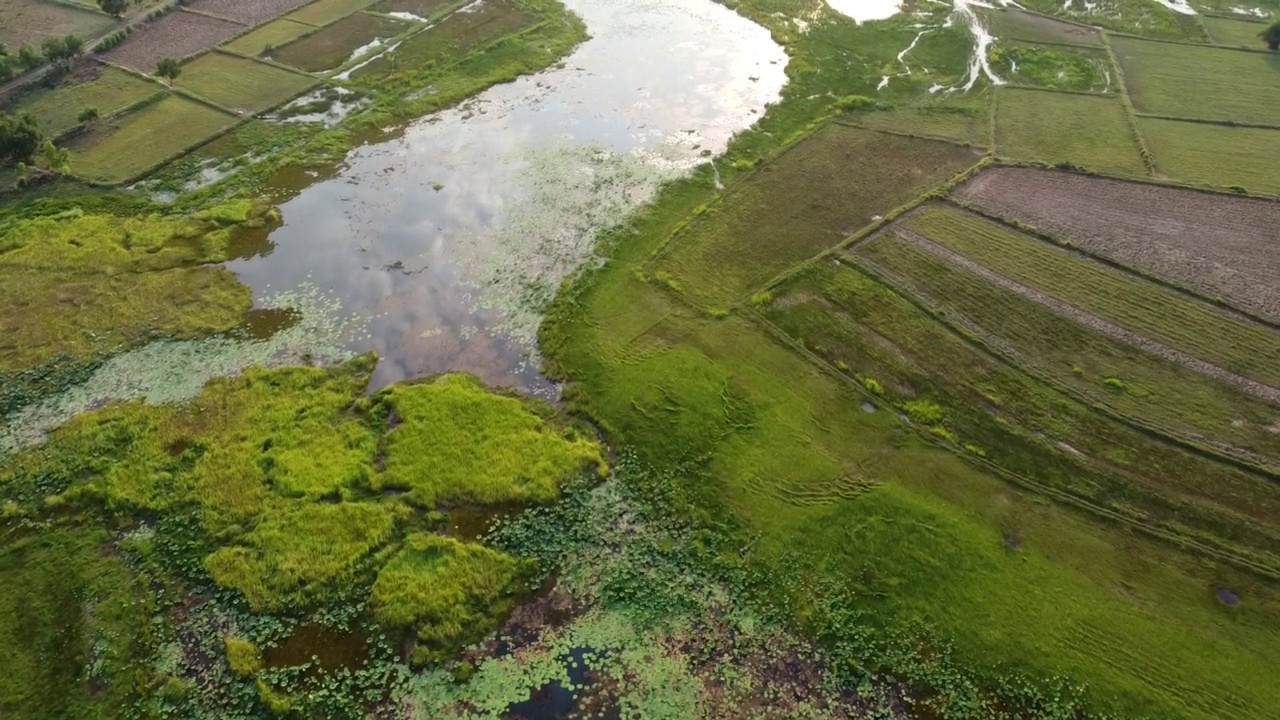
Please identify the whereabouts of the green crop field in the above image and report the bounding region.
[222,17,317,56]
[10,66,162,137]
[371,0,462,18]
[848,223,1280,470]
[991,42,1114,93]
[896,205,1280,390]
[1140,117,1280,195]
[1016,0,1206,39]
[994,87,1146,176]
[68,95,238,184]
[849,93,991,146]
[287,0,379,26]
[351,0,539,82]
[272,13,412,72]
[983,7,1103,45]
[1203,15,1273,47]
[651,125,981,310]
[175,53,318,114]
[1112,38,1280,125]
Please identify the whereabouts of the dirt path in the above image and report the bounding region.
[891,227,1280,406]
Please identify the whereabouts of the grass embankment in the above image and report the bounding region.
[0,199,277,413]
[0,358,603,716]
[539,1,1280,717]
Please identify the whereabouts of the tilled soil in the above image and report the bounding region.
[189,0,314,26]
[100,11,244,73]
[955,167,1280,324]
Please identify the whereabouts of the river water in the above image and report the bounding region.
[233,0,787,396]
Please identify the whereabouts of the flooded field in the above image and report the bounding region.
[235,0,786,395]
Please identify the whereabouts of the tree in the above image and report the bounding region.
[1263,21,1280,51]
[98,0,130,18]
[17,43,41,70]
[40,35,83,66]
[78,107,100,125]
[156,57,181,85]
[0,112,44,166]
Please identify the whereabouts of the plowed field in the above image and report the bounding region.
[954,167,1280,323]
[189,0,313,26]
[101,11,244,73]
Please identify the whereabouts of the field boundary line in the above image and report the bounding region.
[1099,31,1157,176]
[888,225,1280,406]
[209,47,327,83]
[987,7,1106,34]
[179,7,249,26]
[1109,29,1280,55]
[839,234,1280,482]
[828,119,987,150]
[947,193,1280,333]
[747,303,1280,580]
[1134,113,1280,132]
[997,83,1113,98]
[984,157,1280,201]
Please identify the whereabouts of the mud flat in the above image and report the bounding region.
[954,167,1280,323]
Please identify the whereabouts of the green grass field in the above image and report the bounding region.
[272,12,412,72]
[9,66,162,137]
[983,7,1103,45]
[896,205,1280,389]
[175,53,318,114]
[351,0,539,83]
[222,17,317,56]
[287,0,379,26]
[1112,38,1280,125]
[994,87,1146,176]
[68,95,238,184]
[849,92,992,146]
[1140,117,1280,195]
[1016,0,1206,39]
[991,42,1113,93]
[651,125,981,310]
[1202,15,1272,47]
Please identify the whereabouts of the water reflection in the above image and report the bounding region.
[232,0,787,396]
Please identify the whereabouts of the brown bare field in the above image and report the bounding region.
[0,0,115,49]
[100,10,244,73]
[954,167,1280,323]
[188,0,313,26]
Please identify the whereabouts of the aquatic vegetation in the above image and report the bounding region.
[374,373,606,507]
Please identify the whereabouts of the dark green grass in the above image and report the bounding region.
[897,204,1280,389]
[9,66,163,137]
[174,53,318,114]
[1112,37,1280,125]
[848,91,992,146]
[651,124,982,310]
[991,42,1114,92]
[271,13,412,72]
[994,87,1146,175]
[222,18,317,57]
[1140,117,1280,195]
[67,95,238,185]
[983,7,1103,46]
[1016,0,1206,40]
[351,0,539,85]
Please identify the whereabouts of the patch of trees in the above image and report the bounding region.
[156,57,181,85]
[98,0,133,19]
[0,112,43,166]
[0,35,84,81]
[1264,20,1280,51]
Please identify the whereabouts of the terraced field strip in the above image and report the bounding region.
[993,87,1146,176]
[982,7,1103,46]
[174,51,318,115]
[0,0,115,48]
[67,94,238,184]
[1138,117,1280,196]
[222,17,318,56]
[1111,37,1280,126]
[846,226,1280,473]
[11,65,164,137]
[953,167,1280,323]
[1201,14,1272,47]
[287,0,380,26]
[845,92,991,147]
[759,260,1280,578]
[270,12,413,72]
[100,10,245,74]
[650,125,982,311]
[189,0,313,25]
[899,205,1280,393]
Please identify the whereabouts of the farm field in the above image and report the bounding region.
[287,0,379,26]
[271,13,412,72]
[1202,15,1272,47]
[8,65,162,137]
[992,42,1114,92]
[0,0,115,48]
[189,0,313,25]
[100,10,244,74]
[954,167,1280,322]
[893,204,1280,392]
[1139,117,1280,196]
[1111,37,1280,125]
[847,93,991,146]
[651,125,982,310]
[174,52,317,114]
[351,0,540,82]
[371,0,462,17]
[994,87,1145,175]
[222,17,317,56]
[982,7,1103,45]
[67,95,237,184]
